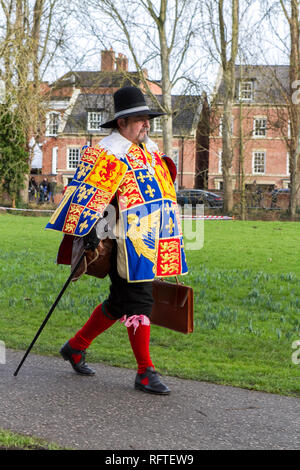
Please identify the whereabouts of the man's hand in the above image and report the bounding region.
[83,227,100,251]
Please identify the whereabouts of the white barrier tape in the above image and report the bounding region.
[0,206,233,220]
[181,215,233,220]
[0,206,55,213]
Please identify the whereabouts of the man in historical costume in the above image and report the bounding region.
[46,86,188,395]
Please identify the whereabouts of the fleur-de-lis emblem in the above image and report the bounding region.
[137,171,146,183]
[164,202,172,215]
[166,217,175,234]
[79,220,89,233]
[145,184,155,198]
[145,171,154,181]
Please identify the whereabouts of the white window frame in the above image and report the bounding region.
[46,111,60,137]
[172,148,179,189]
[152,116,163,133]
[67,147,81,170]
[172,148,179,170]
[87,111,108,131]
[214,179,223,190]
[52,146,58,175]
[217,149,223,174]
[287,152,290,176]
[239,81,254,101]
[253,117,267,137]
[253,151,266,175]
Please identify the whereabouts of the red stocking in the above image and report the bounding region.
[69,304,116,362]
[127,320,154,375]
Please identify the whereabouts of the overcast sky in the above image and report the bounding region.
[43,0,290,96]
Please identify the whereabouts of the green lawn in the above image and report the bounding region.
[0,428,64,450]
[1,213,300,396]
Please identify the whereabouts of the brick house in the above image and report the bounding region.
[34,49,206,202]
[208,65,291,193]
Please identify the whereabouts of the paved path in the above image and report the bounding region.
[1,349,300,450]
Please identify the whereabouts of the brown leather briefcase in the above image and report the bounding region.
[151,277,194,334]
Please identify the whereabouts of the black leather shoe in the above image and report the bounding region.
[135,367,170,395]
[60,341,96,376]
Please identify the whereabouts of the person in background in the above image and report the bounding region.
[28,176,38,201]
[48,177,57,203]
[39,178,49,203]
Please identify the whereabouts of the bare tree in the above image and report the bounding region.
[258,0,300,219]
[280,0,300,218]
[77,0,200,159]
[219,0,239,213]
[0,0,72,202]
[200,0,239,213]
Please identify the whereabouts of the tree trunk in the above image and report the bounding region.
[280,0,300,218]
[222,94,234,211]
[160,51,173,158]
[291,124,300,217]
[289,0,300,218]
[152,0,173,158]
[238,89,246,220]
[20,172,29,204]
[219,0,239,214]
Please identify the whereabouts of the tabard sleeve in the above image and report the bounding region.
[45,146,127,237]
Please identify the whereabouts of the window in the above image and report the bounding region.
[239,81,254,101]
[217,149,223,174]
[172,148,179,189]
[172,148,179,169]
[253,151,265,174]
[288,120,291,139]
[254,118,267,137]
[67,147,80,169]
[152,117,163,132]
[215,180,223,190]
[87,111,108,131]
[46,112,60,136]
[287,153,290,176]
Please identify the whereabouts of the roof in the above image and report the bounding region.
[53,71,143,89]
[215,65,290,104]
[62,92,203,136]
[63,93,113,134]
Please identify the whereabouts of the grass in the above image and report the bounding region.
[0,428,64,450]
[1,214,300,397]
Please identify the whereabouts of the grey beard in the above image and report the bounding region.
[139,129,150,143]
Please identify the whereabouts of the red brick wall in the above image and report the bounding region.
[209,105,290,190]
[42,134,198,191]
[151,136,197,188]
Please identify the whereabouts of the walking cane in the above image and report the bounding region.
[13,251,86,377]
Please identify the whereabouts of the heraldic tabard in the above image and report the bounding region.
[45,140,188,282]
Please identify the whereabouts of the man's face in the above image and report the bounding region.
[117,115,150,145]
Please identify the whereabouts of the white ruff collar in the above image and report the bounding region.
[98,130,159,159]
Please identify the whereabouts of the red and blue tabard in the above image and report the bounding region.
[45,146,127,236]
[116,142,188,281]
[46,135,188,282]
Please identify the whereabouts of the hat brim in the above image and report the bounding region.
[100,110,166,128]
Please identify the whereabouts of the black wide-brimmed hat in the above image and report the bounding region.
[100,86,165,128]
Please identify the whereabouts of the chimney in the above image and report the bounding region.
[101,48,115,71]
[116,53,128,71]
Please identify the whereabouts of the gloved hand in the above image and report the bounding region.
[83,226,100,251]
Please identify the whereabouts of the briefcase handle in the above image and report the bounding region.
[156,276,183,285]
